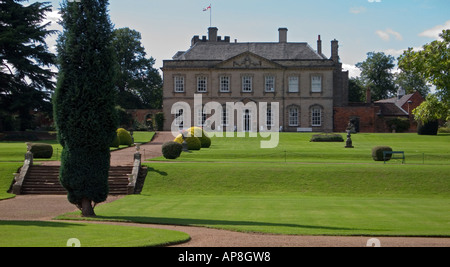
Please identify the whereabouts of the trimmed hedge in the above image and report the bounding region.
[30,143,53,159]
[162,141,183,159]
[372,146,393,161]
[310,134,344,142]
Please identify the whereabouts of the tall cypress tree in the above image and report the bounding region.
[54,0,117,217]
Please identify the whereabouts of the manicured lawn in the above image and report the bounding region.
[80,195,450,236]
[0,221,189,247]
[0,131,155,163]
[151,133,450,164]
[3,132,450,242]
[0,162,21,200]
[58,160,450,236]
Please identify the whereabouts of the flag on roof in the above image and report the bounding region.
[203,5,211,11]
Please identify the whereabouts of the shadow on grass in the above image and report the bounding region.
[0,220,86,228]
[91,215,377,232]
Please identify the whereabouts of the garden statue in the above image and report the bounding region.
[345,130,354,148]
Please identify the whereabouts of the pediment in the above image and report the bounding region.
[215,52,283,69]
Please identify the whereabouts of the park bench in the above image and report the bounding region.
[383,151,405,164]
[297,128,313,132]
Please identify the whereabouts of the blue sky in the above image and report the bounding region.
[44,0,450,77]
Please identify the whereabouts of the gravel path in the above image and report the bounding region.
[2,132,449,247]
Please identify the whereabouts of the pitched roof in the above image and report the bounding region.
[375,102,409,116]
[173,42,326,61]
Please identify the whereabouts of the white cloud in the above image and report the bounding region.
[376,28,403,41]
[419,20,450,40]
[342,64,361,78]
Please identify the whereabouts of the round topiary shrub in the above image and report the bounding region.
[117,128,132,146]
[31,143,53,159]
[188,127,211,148]
[372,146,393,161]
[162,141,183,159]
[173,134,201,151]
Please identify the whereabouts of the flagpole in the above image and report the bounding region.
[210,4,212,27]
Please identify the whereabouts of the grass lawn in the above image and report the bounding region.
[150,132,450,164]
[57,133,450,237]
[0,131,155,163]
[0,133,450,243]
[0,221,189,247]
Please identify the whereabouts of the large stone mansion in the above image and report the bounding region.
[162,27,349,132]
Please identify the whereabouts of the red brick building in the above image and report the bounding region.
[334,90,424,133]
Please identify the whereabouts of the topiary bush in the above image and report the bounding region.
[173,134,202,151]
[117,128,132,146]
[187,127,211,148]
[417,120,439,135]
[162,141,183,159]
[30,143,53,159]
[372,146,393,161]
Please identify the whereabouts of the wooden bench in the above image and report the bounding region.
[383,151,405,164]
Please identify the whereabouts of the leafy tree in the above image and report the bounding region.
[413,94,448,124]
[399,30,450,102]
[348,77,365,103]
[0,0,56,130]
[53,0,117,217]
[399,30,449,125]
[394,70,430,97]
[356,52,396,101]
[112,28,162,109]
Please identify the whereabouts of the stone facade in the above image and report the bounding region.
[162,27,349,132]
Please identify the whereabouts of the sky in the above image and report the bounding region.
[43,0,450,78]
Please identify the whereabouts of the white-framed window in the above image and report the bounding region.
[288,76,299,93]
[242,75,253,92]
[311,107,322,126]
[197,76,207,92]
[196,108,207,127]
[311,75,322,93]
[222,105,229,126]
[289,107,299,126]
[266,106,274,127]
[265,76,275,92]
[175,109,184,127]
[174,76,185,92]
[220,76,230,92]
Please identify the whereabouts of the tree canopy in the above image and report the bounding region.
[356,52,396,101]
[0,0,56,130]
[112,27,162,109]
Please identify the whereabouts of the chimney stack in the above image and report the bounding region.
[208,27,218,42]
[279,28,288,43]
[331,39,339,62]
[317,35,322,55]
[366,87,372,104]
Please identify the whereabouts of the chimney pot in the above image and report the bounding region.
[278,28,288,43]
[317,35,322,55]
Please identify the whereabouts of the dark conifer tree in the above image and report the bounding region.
[0,0,56,130]
[54,0,117,217]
